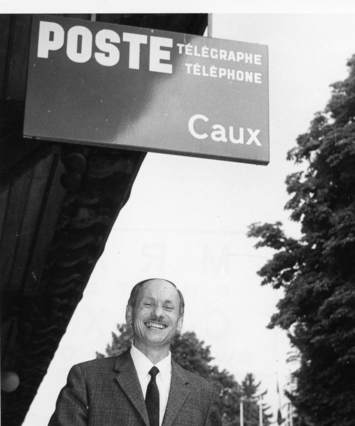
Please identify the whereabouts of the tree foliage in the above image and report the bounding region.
[248,55,355,425]
[97,324,271,426]
[241,373,272,426]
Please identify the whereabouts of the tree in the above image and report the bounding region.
[241,373,272,426]
[97,324,271,426]
[248,54,355,425]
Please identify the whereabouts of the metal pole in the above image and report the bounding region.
[286,404,289,426]
[289,403,293,426]
[208,14,213,37]
[259,396,263,426]
[240,399,244,426]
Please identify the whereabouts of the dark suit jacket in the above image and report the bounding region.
[48,351,221,426]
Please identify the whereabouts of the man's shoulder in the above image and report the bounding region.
[71,351,130,374]
[173,361,217,394]
[74,356,115,368]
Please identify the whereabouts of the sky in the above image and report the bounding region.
[21,10,355,426]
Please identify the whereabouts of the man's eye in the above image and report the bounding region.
[144,303,152,306]
[164,306,173,311]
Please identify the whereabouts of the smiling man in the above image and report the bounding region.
[49,278,221,426]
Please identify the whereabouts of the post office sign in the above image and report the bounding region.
[24,16,269,164]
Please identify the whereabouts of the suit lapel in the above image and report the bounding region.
[163,361,191,426]
[114,351,150,426]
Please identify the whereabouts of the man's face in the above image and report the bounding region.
[127,279,183,350]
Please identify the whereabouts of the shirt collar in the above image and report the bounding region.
[130,344,171,380]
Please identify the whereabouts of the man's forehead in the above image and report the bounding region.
[140,279,179,298]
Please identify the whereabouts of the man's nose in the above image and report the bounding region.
[153,304,163,317]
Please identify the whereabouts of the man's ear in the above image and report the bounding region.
[176,315,183,334]
[126,304,133,326]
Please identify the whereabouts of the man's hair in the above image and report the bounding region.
[127,278,185,316]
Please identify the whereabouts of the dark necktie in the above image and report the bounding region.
[145,366,160,426]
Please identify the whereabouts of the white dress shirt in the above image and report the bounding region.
[130,345,172,426]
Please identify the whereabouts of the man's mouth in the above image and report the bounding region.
[145,321,167,330]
